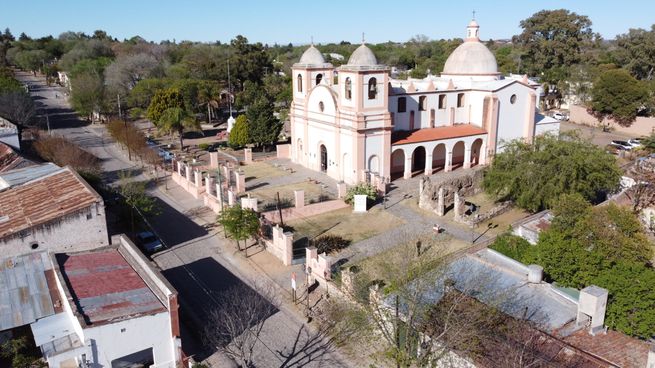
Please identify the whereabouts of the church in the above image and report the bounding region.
[289,20,559,186]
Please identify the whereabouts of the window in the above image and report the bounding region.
[438,94,446,109]
[510,94,517,104]
[457,93,465,108]
[316,73,323,85]
[345,77,352,100]
[368,77,377,99]
[398,97,406,113]
[430,109,435,127]
[30,242,39,250]
[419,96,427,111]
[319,101,324,112]
[297,74,303,92]
[86,213,93,220]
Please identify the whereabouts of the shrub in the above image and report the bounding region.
[32,133,101,178]
[489,234,532,262]
[344,183,378,205]
[311,235,351,254]
[198,143,210,151]
[229,115,249,149]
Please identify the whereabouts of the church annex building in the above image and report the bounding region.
[289,20,558,185]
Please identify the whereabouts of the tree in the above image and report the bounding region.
[0,91,35,143]
[156,107,200,149]
[483,133,622,212]
[104,53,160,95]
[146,87,183,123]
[0,336,46,368]
[203,283,278,368]
[118,171,159,234]
[513,9,595,89]
[217,204,260,252]
[246,95,281,149]
[614,25,655,81]
[70,71,105,118]
[590,69,649,126]
[228,115,249,148]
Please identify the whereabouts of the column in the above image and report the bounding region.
[480,143,487,165]
[444,150,453,173]
[425,152,433,176]
[463,147,472,169]
[184,165,191,180]
[205,176,215,196]
[403,153,412,179]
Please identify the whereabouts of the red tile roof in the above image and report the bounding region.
[0,167,100,239]
[562,330,650,368]
[57,249,165,325]
[392,124,486,146]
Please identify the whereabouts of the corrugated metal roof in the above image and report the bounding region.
[0,166,101,239]
[56,250,165,326]
[0,163,61,190]
[0,142,34,173]
[0,252,55,330]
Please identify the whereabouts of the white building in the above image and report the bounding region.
[290,20,559,185]
[0,235,182,368]
[0,163,109,255]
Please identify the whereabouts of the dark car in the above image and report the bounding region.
[136,231,164,254]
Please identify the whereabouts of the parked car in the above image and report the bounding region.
[610,140,633,150]
[136,231,164,254]
[552,112,569,121]
[628,138,642,148]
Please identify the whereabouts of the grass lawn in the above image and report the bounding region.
[242,161,287,181]
[248,181,328,206]
[352,231,471,283]
[287,206,402,244]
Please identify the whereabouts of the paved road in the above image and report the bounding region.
[16,71,351,368]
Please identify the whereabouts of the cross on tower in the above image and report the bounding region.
[310,36,314,46]
[472,10,476,20]
[362,32,365,44]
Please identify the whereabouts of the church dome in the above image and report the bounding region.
[347,44,378,66]
[298,45,326,65]
[442,20,499,77]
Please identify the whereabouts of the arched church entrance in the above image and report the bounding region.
[470,138,483,167]
[320,144,328,172]
[390,149,405,180]
[432,144,446,173]
[412,146,426,175]
[368,155,379,174]
[452,141,465,170]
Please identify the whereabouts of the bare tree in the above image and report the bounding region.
[104,53,160,94]
[626,163,655,214]
[0,91,36,142]
[203,283,279,368]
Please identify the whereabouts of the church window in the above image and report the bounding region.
[510,94,517,104]
[430,109,435,127]
[368,77,377,99]
[457,93,465,108]
[419,96,427,111]
[345,77,352,100]
[319,101,324,112]
[398,97,406,113]
[316,73,323,85]
[438,94,446,109]
[297,74,303,92]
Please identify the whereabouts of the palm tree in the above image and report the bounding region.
[158,107,200,149]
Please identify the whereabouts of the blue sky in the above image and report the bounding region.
[1,0,654,45]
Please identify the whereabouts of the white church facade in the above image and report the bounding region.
[289,20,559,186]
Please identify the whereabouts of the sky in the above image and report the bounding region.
[1,0,654,45]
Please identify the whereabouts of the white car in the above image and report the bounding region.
[627,138,642,148]
[552,112,569,121]
[611,140,633,150]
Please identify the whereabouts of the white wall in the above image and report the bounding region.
[0,203,109,257]
[495,84,532,152]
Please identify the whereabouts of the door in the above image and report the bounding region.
[320,145,327,172]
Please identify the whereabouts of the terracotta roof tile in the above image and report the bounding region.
[562,329,649,368]
[391,124,486,146]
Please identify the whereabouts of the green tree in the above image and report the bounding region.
[228,115,249,148]
[513,9,595,88]
[70,71,105,118]
[217,204,260,252]
[483,133,621,212]
[156,107,200,149]
[614,25,655,81]
[590,69,649,126]
[1,336,47,368]
[246,95,282,149]
[146,87,183,123]
[118,172,159,234]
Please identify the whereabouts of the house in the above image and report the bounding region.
[0,235,182,368]
[0,116,19,150]
[0,163,109,255]
[0,141,34,172]
[512,210,553,244]
[289,20,558,185]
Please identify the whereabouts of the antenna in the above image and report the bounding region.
[227,60,233,117]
